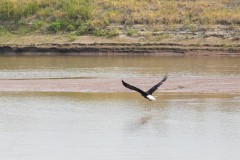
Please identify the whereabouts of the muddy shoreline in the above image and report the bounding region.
[1,43,240,56]
[0,77,239,94]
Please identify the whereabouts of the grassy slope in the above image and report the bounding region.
[0,0,239,45]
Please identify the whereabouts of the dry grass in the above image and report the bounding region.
[93,0,240,25]
[0,0,91,22]
[0,0,239,35]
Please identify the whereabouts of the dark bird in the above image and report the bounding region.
[122,75,168,101]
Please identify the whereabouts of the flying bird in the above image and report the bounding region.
[122,75,168,101]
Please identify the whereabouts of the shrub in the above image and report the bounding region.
[48,21,62,32]
[93,27,108,36]
[76,22,89,35]
[32,20,43,30]
[67,24,76,31]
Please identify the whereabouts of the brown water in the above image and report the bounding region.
[0,56,239,79]
[0,56,240,160]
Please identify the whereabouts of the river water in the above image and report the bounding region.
[0,56,239,79]
[0,56,240,160]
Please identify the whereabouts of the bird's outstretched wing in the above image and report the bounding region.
[122,80,146,95]
[147,75,168,95]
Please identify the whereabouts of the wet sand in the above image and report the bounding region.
[0,77,239,94]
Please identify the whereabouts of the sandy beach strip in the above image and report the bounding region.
[0,77,239,94]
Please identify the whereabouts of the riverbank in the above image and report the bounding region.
[0,34,240,56]
[1,0,240,56]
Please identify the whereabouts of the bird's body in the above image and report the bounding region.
[122,75,168,101]
[146,95,156,101]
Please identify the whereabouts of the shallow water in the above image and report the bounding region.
[0,56,239,79]
[0,92,240,160]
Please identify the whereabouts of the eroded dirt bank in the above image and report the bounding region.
[0,77,239,94]
[0,43,240,56]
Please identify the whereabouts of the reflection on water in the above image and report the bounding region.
[0,92,240,160]
[0,56,239,79]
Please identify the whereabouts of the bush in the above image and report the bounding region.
[48,21,62,32]
[32,20,43,30]
[93,28,108,36]
[67,24,76,31]
[76,22,89,35]
[48,20,68,32]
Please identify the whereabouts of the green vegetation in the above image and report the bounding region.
[0,0,239,38]
[0,26,8,36]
